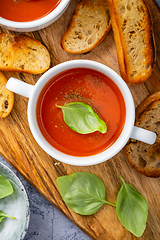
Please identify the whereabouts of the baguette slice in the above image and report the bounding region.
[0,33,50,74]
[0,72,14,118]
[108,0,155,84]
[126,91,160,178]
[61,0,111,54]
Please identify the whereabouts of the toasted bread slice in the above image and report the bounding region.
[0,72,14,118]
[61,0,111,54]
[0,33,50,74]
[108,0,155,84]
[126,91,160,178]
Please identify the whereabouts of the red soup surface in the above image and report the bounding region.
[0,0,61,22]
[36,68,126,157]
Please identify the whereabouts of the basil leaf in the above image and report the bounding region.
[57,172,114,215]
[56,102,107,134]
[0,210,16,223]
[116,176,148,237]
[0,174,13,199]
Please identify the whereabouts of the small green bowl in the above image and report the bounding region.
[0,161,30,240]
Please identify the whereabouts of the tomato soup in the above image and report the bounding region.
[0,0,61,22]
[36,68,126,157]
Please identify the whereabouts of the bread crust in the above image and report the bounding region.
[126,91,160,177]
[108,0,155,84]
[61,0,111,54]
[0,72,14,118]
[135,91,160,121]
[0,33,50,74]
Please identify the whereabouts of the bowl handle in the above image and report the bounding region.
[6,78,34,99]
[130,126,156,145]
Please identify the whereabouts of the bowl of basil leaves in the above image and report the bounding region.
[0,161,30,240]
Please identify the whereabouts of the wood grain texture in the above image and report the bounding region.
[0,0,160,239]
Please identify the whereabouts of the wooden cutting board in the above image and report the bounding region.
[0,0,160,239]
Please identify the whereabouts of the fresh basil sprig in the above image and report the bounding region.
[0,174,13,199]
[0,210,16,223]
[57,172,148,237]
[57,172,115,215]
[116,176,148,237]
[0,174,16,222]
[56,102,107,134]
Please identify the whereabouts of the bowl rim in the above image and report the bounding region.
[0,161,30,240]
[0,0,71,30]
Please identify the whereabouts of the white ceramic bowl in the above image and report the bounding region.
[0,161,30,240]
[0,0,71,32]
[6,60,156,166]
